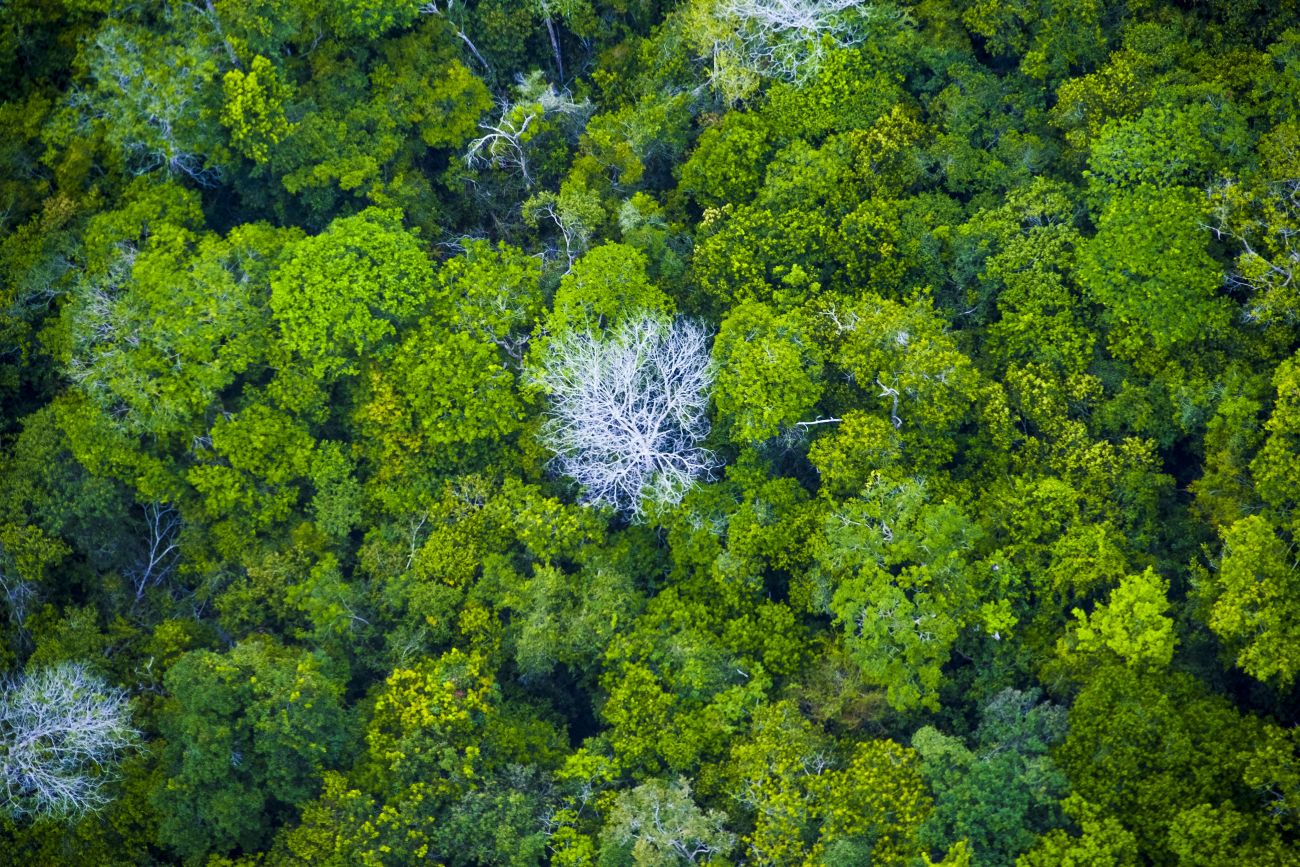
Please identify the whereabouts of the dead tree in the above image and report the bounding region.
[1,663,138,820]
[530,314,720,518]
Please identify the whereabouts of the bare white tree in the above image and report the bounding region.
[530,314,720,519]
[692,0,880,102]
[1,663,138,820]
[0,574,35,631]
[524,191,593,271]
[465,102,541,185]
[724,0,868,81]
[602,777,736,863]
[465,73,591,189]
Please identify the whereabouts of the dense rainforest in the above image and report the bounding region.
[2,0,1300,864]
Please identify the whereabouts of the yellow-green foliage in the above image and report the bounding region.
[221,56,293,163]
[6,3,1300,865]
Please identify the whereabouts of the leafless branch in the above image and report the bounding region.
[1,663,138,820]
[127,502,182,600]
[530,315,720,519]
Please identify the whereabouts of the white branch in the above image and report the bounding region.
[717,0,872,89]
[128,502,182,600]
[1,663,138,820]
[530,315,720,519]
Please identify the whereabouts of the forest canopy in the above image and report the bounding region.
[2,0,1300,864]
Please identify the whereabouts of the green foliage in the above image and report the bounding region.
[270,208,432,376]
[914,689,1069,865]
[188,404,316,551]
[222,55,294,164]
[1078,184,1230,360]
[726,701,930,865]
[817,475,985,711]
[263,21,491,223]
[962,179,1093,375]
[278,768,550,866]
[356,318,526,478]
[1203,515,1300,688]
[548,243,674,333]
[1252,347,1300,516]
[1207,121,1300,327]
[1061,567,1178,670]
[679,113,775,209]
[156,638,350,861]
[71,20,224,183]
[1015,796,1140,867]
[362,648,496,795]
[692,204,834,311]
[817,291,978,467]
[599,777,735,865]
[434,240,544,343]
[961,0,1109,84]
[713,301,823,441]
[60,219,293,438]
[1087,103,1245,192]
[5,2,1300,863]
[807,411,903,498]
[1055,667,1268,860]
[502,560,643,677]
[328,0,423,39]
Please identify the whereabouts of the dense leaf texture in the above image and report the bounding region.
[3,0,1300,864]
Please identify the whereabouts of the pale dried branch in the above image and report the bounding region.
[530,315,720,518]
[1,663,138,820]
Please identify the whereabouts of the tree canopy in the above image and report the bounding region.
[3,0,1300,864]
